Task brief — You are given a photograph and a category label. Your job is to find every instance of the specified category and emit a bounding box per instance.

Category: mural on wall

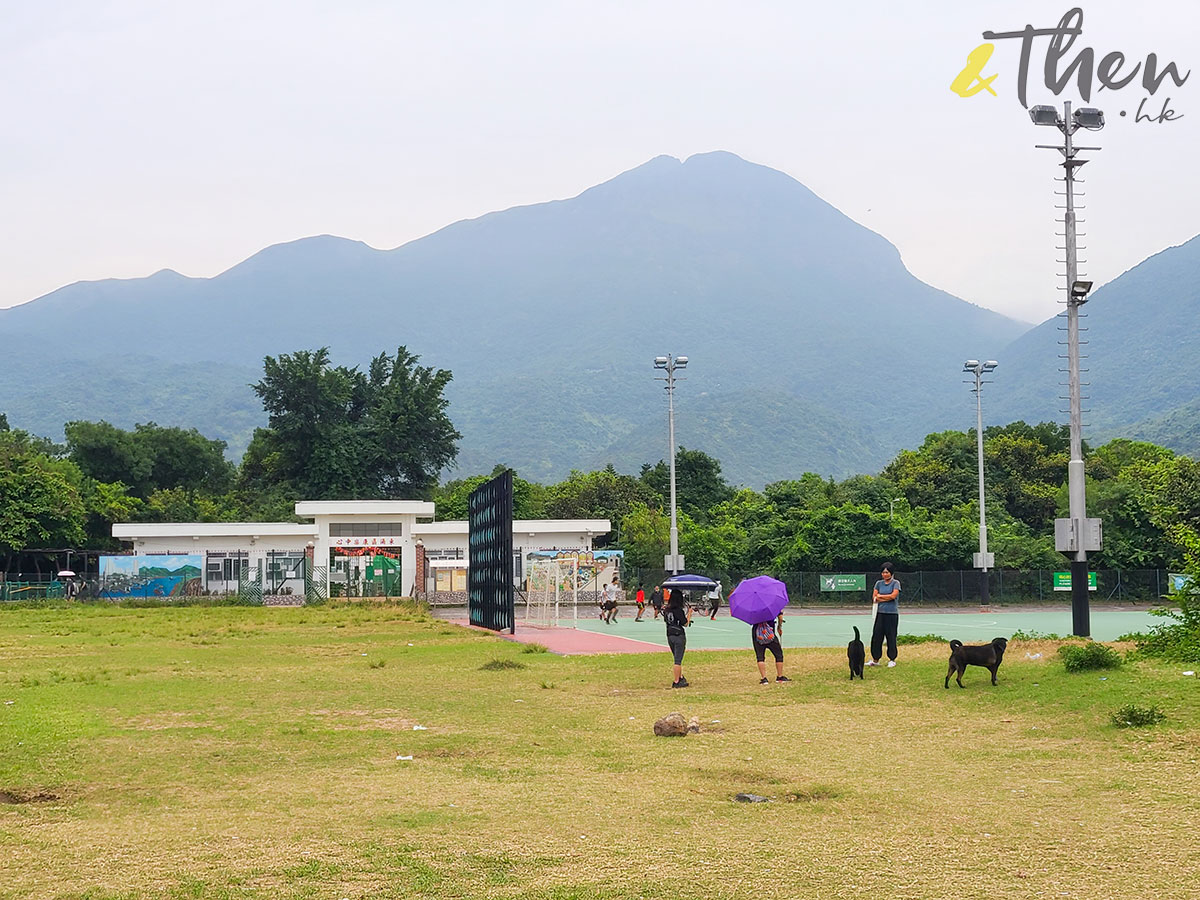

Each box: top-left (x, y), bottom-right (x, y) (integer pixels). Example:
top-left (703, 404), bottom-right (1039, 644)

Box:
top-left (100, 555), bottom-right (203, 599)
top-left (525, 549), bottom-right (623, 591)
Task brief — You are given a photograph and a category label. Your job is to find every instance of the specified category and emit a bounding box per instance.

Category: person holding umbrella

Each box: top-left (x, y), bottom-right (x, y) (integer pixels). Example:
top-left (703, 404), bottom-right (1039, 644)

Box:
top-left (728, 576), bottom-right (792, 684)
top-left (662, 589), bottom-right (692, 688)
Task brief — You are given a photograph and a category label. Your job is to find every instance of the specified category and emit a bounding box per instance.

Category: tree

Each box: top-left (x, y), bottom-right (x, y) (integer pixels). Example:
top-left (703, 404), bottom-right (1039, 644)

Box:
top-left (435, 467), bottom-right (546, 520)
top-left (543, 466), bottom-right (659, 534)
top-left (243, 347), bottom-right (460, 499)
top-left (640, 447), bottom-right (735, 519)
top-left (0, 430), bottom-right (87, 554)
top-left (64, 420), bottom-right (234, 498)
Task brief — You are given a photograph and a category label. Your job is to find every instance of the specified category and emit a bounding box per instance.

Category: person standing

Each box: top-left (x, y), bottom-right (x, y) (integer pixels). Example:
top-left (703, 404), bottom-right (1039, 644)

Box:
top-left (751, 612), bottom-right (790, 684)
top-left (867, 562), bottom-right (901, 668)
top-left (650, 584), bottom-right (664, 618)
top-left (634, 585), bottom-right (646, 621)
top-left (663, 589), bottom-right (692, 688)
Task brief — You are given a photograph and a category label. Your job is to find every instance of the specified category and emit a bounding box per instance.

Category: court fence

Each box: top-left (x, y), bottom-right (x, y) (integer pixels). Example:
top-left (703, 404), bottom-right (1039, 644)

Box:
top-left (618, 569), bottom-right (1176, 607)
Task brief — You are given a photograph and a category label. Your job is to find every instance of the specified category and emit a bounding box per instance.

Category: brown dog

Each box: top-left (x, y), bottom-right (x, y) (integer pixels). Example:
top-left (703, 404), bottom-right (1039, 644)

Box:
top-left (945, 637), bottom-right (1008, 688)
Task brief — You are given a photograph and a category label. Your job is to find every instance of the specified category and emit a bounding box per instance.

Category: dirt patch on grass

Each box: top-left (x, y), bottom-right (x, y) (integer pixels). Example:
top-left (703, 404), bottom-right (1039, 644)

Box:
top-left (126, 712), bottom-right (214, 731)
top-left (307, 708), bottom-right (433, 731)
top-left (0, 789), bottom-right (60, 804)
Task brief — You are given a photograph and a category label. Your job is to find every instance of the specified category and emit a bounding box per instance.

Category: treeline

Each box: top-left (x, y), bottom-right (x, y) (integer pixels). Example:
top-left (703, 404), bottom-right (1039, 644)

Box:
top-left (0, 347), bottom-right (459, 556)
top-left (2, 348), bottom-right (1199, 579)
top-left (438, 426), bottom-right (1200, 575)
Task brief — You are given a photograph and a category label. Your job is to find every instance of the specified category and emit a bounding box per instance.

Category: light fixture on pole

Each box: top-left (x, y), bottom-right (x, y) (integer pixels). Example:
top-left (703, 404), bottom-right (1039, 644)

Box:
top-left (1030, 100), bottom-right (1104, 637)
top-left (653, 353), bottom-right (688, 574)
top-left (963, 359), bottom-right (998, 608)
top-left (889, 498), bottom-right (903, 520)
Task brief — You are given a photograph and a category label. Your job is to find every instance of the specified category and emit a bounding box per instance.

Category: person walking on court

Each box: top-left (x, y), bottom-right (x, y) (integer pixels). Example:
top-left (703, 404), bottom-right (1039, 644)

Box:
top-left (867, 562), bottom-right (901, 668)
top-left (601, 576), bottom-right (620, 624)
top-left (650, 584), bottom-right (664, 619)
top-left (751, 612), bottom-right (790, 684)
top-left (663, 589), bottom-right (692, 688)
top-left (634, 585), bottom-right (646, 621)
top-left (706, 580), bottom-right (723, 620)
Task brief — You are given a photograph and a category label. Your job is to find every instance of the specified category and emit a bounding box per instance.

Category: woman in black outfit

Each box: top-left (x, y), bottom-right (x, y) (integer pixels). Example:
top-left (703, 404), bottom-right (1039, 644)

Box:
top-left (662, 589), bottom-right (692, 688)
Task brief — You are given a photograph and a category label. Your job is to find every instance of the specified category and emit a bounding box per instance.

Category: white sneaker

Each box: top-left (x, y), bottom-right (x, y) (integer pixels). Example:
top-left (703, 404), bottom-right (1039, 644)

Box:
top-left (865, 660), bottom-right (879, 667)
top-left (887, 660), bottom-right (897, 668)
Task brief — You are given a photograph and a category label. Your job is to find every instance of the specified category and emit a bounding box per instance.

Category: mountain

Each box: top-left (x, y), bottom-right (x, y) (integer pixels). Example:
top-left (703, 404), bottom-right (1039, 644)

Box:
top-left (991, 233), bottom-right (1200, 452)
top-left (1, 151), bottom-right (1029, 485)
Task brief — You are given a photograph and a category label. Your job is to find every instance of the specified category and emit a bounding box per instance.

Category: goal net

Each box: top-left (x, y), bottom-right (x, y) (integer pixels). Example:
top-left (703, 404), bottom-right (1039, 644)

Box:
top-left (525, 557), bottom-right (579, 628)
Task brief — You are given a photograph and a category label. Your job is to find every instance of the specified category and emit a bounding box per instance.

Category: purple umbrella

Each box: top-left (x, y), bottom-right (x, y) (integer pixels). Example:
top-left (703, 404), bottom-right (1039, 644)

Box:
top-left (728, 576), bottom-right (790, 625)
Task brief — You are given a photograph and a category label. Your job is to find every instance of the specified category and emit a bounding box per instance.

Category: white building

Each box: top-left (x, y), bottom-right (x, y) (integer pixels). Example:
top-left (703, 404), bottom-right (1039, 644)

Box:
top-left (110, 501), bottom-right (611, 602)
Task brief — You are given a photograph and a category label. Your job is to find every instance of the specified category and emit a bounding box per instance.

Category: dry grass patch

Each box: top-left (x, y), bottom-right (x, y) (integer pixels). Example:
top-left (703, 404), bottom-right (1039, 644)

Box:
top-left (1, 607), bottom-right (1198, 899)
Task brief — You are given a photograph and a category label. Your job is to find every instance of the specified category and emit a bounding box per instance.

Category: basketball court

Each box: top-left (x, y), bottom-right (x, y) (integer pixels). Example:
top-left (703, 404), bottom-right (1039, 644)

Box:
top-left (442, 605), bottom-right (1163, 654)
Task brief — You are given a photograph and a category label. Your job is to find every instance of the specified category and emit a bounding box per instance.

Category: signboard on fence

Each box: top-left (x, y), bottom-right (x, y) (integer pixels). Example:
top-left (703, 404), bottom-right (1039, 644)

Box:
top-left (1052, 571), bottom-right (1097, 592)
top-left (820, 574), bottom-right (866, 592)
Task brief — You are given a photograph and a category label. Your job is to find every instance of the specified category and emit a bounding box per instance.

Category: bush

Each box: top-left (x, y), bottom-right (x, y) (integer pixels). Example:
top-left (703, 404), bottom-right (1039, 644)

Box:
top-left (1134, 583), bottom-right (1200, 662)
top-left (1011, 629), bottom-right (1063, 641)
top-left (1110, 704), bottom-right (1166, 728)
top-left (479, 658), bottom-right (526, 671)
top-left (896, 633), bottom-right (944, 645)
top-left (1059, 641), bottom-right (1123, 672)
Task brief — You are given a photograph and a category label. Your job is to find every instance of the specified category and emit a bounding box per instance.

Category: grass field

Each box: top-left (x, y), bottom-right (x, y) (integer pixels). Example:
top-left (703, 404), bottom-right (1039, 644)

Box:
top-left (2, 604), bottom-right (1198, 900)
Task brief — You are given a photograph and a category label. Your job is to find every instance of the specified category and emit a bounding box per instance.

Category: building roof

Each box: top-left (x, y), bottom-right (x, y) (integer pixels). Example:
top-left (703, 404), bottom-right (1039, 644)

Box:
top-left (414, 519), bottom-right (611, 536)
top-left (294, 500), bottom-right (435, 517)
top-left (113, 523), bottom-right (317, 539)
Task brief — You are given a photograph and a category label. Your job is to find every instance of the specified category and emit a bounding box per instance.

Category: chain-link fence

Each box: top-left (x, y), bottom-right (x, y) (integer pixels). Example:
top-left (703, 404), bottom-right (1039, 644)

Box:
top-left (617, 568), bottom-right (1175, 606)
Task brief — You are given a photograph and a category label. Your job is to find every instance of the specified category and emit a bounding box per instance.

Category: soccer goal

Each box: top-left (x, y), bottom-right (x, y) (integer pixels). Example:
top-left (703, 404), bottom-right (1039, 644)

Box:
top-left (525, 557), bottom-right (579, 627)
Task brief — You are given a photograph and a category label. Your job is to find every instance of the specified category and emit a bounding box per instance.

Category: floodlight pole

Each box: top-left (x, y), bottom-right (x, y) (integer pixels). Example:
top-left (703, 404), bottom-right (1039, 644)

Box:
top-left (654, 354), bottom-right (687, 574)
top-left (1032, 99), bottom-right (1102, 636)
top-left (964, 361), bottom-right (997, 608)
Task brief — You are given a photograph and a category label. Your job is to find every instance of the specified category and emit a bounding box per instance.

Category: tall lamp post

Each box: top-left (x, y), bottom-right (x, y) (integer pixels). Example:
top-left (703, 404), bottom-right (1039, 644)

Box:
top-left (1030, 100), bottom-right (1104, 637)
top-left (963, 359), bottom-right (997, 608)
top-left (653, 354), bottom-right (688, 574)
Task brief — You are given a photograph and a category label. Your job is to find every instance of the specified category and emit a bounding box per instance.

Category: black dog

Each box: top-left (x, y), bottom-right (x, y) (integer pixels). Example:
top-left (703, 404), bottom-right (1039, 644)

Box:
top-left (945, 637), bottom-right (1008, 688)
top-left (848, 626), bottom-right (865, 680)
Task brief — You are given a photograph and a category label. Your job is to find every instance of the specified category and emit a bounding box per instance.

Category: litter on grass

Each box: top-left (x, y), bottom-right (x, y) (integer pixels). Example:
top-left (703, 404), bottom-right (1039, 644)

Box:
top-left (412, 725), bottom-right (427, 731)
top-left (396, 755), bottom-right (413, 761)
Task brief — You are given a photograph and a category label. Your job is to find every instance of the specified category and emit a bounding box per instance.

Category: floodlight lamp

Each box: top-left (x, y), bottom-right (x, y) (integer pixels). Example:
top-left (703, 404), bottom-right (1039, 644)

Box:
top-left (964, 359), bottom-right (980, 370)
top-left (1074, 107), bottom-right (1105, 130)
top-left (1029, 105), bottom-right (1063, 126)
top-left (654, 356), bottom-right (669, 368)
top-left (1070, 280), bottom-right (1093, 299)
top-left (675, 356), bottom-right (689, 367)
top-left (984, 360), bottom-right (998, 370)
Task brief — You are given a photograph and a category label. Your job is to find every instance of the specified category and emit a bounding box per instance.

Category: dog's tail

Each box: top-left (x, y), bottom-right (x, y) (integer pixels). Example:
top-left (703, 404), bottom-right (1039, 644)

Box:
top-left (949, 639), bottom-right (964, 651)
top-left (852, 626), bottom-right (860, 641)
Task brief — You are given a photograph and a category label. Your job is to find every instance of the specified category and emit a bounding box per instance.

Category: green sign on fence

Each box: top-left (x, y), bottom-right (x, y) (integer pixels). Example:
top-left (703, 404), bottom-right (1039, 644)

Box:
top-left (1052, 571), bottom-right (1097, 591)
top-left (820, 574), bottom-right (867, 592)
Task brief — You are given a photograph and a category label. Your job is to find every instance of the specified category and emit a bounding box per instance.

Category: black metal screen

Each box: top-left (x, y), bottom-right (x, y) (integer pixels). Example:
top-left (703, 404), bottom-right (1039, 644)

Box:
top-left (468, 470), bottom-right (515, 633)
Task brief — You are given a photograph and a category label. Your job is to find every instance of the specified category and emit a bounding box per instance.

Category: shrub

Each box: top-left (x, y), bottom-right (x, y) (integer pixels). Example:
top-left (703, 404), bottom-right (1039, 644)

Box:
top-left (1134, 581), bottom-right (1200, 662)
top-left (1011, 629), bottom-right (1062, 641)
top-left (1059, 641), bottom-right (1123, 672)
top-left (896, 633), bottom-right (944, 645)
top-left (479, 658), bottom-right (526, 671)
top-left (1110, 704), bottom-right (1166, 728)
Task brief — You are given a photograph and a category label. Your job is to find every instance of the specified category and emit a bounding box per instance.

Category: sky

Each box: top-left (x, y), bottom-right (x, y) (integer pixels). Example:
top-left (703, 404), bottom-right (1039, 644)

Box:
top-left (1, 1), bottom-right (1197, 324)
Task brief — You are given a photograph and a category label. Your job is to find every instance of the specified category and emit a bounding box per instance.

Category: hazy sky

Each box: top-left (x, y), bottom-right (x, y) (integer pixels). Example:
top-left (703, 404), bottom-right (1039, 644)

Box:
top-left (2, 1), bottom-right (1196, 323)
